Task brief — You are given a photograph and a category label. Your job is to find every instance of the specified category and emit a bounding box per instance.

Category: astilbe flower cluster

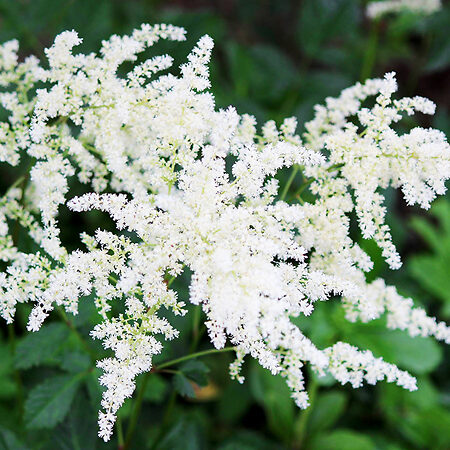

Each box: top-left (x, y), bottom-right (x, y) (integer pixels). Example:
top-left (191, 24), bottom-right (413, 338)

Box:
top-left (367, 0), bottom-right (441, 18)
top-left (0, 25), bottom-right (449, 441)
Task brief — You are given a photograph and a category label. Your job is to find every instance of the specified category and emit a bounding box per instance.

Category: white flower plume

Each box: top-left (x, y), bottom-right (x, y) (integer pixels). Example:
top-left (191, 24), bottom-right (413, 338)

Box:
top-left (0, 25), bottom-right (448, 441)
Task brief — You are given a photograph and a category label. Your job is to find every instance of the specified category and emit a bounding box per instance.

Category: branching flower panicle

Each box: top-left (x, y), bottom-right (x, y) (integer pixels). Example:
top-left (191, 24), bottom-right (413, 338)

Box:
top-left (0, 25), bottom-right (449, 441)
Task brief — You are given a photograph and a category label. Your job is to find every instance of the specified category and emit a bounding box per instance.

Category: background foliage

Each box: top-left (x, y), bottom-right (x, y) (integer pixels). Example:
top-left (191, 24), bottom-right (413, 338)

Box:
top-left (0, 0), bottom-right (449, 448)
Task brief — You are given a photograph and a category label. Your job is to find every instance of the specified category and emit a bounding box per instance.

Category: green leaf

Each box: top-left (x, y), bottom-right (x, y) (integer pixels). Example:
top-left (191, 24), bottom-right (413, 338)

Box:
top-left (249, 363), bottom-right (295, 442)
top-left (14, 323), bottom-right (69, 370)
top-left (180, 360), bottom-right (210, 387)
top-left (408, 200), bottom-right (450, 314)
top-left (24, 374), bottom-right (83, 429)
top-left (217, 382), bottom-right (252, 424)
top-left (0, 426), bottom-right (29, 450)
top-left (0, 344), bottom-right (17, 400)
top-left (388, 333), bottom-right (442, 374)
top-left (173, 373), bottom-right (195, 398)
top-left (341, 321), bottom-right (442, 374)
top-left (218, 430), bottom-right (279, 450)
top-left (297, 0), bottom-right (359, 58)
top-left (310, 429), bottom-right (375, 450)
top-left (143, 374), bottom-right (168, 404)
top-left (381, 381), bottom-right (450, 448)
top-left (409, 254), bottom-right (450, 309)
top-left (71, 297), bottom-right (98, 327)
top-left (424, 8), bottom-right (450, 73)
top-left (85, 369), bottom-right (103, 409)
top-left (294, 301), bottom-right (337, 348)
top-left (58, 351), bottom-right (91, 373)
top-left (225, 42), bottom-right (298, 106)
top-left (50, 394), bottom-right (97, 450)
top-left (225, 42), bottom-right (253, 98)
top-left (405, 408), bottom-right (450, 448)
top-left (248, 44), bottom-right (298, 102)
top-left (307, 391), bottom-right (347, 436)
top-left (381, 377), bottom-right (439, 413)
top-left (410, 217), bottom-right (444, 252)
top-left (157, 416), bottom-right (204, 450)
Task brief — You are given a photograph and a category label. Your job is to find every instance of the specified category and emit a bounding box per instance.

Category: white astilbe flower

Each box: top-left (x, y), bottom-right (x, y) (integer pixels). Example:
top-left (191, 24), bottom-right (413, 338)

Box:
top-left (367, 0), bottom-right (441, 18)
top-left (325, 342), bottom-right (417, 390)
top-left (303, 72), bottom-right (450, 269)
top-left (0, 26), bottom-right (449, 441)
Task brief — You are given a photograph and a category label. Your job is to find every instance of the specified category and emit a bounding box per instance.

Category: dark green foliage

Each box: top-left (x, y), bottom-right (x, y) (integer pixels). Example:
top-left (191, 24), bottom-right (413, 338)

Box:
top-left (156, 414), bottom-right (206, 450)
top-left (173, 373), bottom-right (196, 399)
top-left (24, 374), bottom-right (84, 429)
top-left (173, 361), bottom-right (210, 398)
top-left (408, 200), bottom-right (450, 317)
top-left (306, 391), bottom-right (347, 436)
top-left (0, 0), bottom-right (449, 448)
top-left (143, 374), bottom-right (168, 404)
top-left (179, 361), bottom-right (210, 385)
top-left (0, 425), bottom-right (29, 450)
top-left (309, 429), bottom-right (375, 450)
top-left (50, 395), bottom-right (98, 450)
top-left (249, 363), bottom-right (295, 443)
top-left (14, 323), bottom-right (69, 369)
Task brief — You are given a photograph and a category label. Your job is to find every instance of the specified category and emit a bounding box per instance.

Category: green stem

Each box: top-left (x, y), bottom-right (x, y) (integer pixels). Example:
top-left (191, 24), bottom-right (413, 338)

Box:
top-left (123, 372), bottom-right (150, 450)
top-left (162, 390), bottom-right (177, 427)
top-left (158, 369), bottom-right (180, 375)
top-left (293, 374), bottom-right (319, 449)
top-left (165, 264), bottom-right (184, 288)
top-left (167, 274), bottom-right (176, 287)
top-left (155, 346), bottom-right (236, 371)
top-left (11, 159), bottom-right (34, 247)
top-left (281, 165), bottom-right (299, 201)
top-left (6, 175), bottom-right (25, 194)
top-left (117, 415), bottom-right (125, 449)
top-left (295, 177), bottom-right (313, 198)
top-left (360, 19), bottom-right (380, 82)
top-left (189, 306), bottom-right (202, 353)
top-left (294, 163), bottom-right (343, 202)
top-left (124, 346), bottom-right (236, 448)
top-left (295, 194), bottom-right (305, 205)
